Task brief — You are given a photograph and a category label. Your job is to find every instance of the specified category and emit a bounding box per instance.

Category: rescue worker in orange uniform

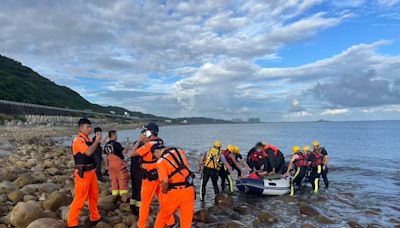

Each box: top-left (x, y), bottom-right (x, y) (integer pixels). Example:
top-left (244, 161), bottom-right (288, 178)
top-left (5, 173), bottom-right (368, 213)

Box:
top-left (283, 146), bottom-right (310, 196)
top-left (104, 130), bottom-right (130, 197)
top-left (67, 118), bottom-right (102, 228)
top-left (130, 123), bottom-right (175, 228)
top-left (153, 145), bottom-right (195, 228)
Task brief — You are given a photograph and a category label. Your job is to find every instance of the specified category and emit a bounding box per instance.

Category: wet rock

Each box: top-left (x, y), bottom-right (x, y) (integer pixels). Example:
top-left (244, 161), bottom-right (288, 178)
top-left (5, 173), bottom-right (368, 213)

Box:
top-left (59, 206), bottom-right (70, 221)
top-left (195, 222), bottom-right (208, 228)
top-left (10, 202), bottom-right (44, 228)
top-left (257, 211), bottom-right (277, 224)
top-left (98, 195), bottom-right (117, 212)
top-left (367, 223), bottom-right (380, 228)
top-left (113, 223), bottom-right (128, 228)
top-left (0, 214), bottom-right (10, 225)
top-left (96, 221), bottom-right (113, 228)
top-left (39, 183), bottom-right (60, 194)
top-left (194, 209), bottom-right (209, 223)
top-left (227, 220), bottom-right (246, 228)
top-left (390, 218), bottom-right (400, 224)
top-left (15, 173), bottom-right (36, 187)
top-left (0, 168), bottom-right (17, 181)
top-left (119, 203), bottom-right (131, 212)
top-left (348, 220), bottom-right (363, 228)
top-left (365, 210), bottom-right (380, 216)
top-left (250, 218), bottom-right (260, 228)
top-left (46, 167), bottom-right (61, 176)
top-left (21, 184), bottom-right (40, 195)
top-left (215, 192), bottom-right (233, 208)
top-left (318, 195), bottom-right (328, 201)
top-left (281, 195), bottom-right (296, 204)
top-left (0, 224), bottom-right (7, 228)
top-left (26, 218), bottom-right (64, 228)
top-left (120, 193), bottom-right (130, 203)
top-left (301, 224), bottom-right (316, 228)
top-left (42, 210), bottom-right (58, 219)
top-left (146, 216), bottom-right (154, 228)
top-left (43, 191), bottom-right (69, 211)
top-left (299, 205), bottom-right (320, 217)
top-left (122, 214), bottom-right (136, 226)
top-left (0, 181), bottom-right (18, 194)
top-left (23, 195), bottom-right (37, 202)
top-left (317, 215), bottom-right (335, 224)
top-left (8, 190), bottom-right (24, 203)
top-left (233, 205), bottom-right (251, 215)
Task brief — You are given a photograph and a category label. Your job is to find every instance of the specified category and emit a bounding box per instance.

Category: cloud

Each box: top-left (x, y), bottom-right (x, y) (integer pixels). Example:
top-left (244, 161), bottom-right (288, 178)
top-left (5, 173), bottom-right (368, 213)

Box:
top-left (310, 69), bottom-right (400, 108)
top-left (321, 108), bottom-right (350, 115)
top-left (0, 0), bottom-right (399, 120)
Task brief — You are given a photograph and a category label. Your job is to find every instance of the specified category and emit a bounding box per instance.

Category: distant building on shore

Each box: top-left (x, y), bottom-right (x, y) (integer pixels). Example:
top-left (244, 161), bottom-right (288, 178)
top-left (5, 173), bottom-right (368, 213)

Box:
top-left (248, 118), bottom-right (261, 123)
top-left (165, 119), bottom-right (172, 124)
top-left (232, 118), bottom-right (243, 123)
top-left (181, 119), bottom-right (188, 124)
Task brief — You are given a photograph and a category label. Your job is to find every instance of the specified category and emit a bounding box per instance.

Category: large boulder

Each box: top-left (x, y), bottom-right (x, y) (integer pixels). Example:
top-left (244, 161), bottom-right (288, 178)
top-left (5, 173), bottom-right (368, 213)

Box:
top-left (46, 167), bottom-right (61, 176)
top-left (215, 192), bottom-right (233, 208)
top-left (194, 209), bottom-right (209, 223)
top-left (39, 183), bottom-right (60, 194)
top-left (257, 211), bottom-right (277, 224)
top-left (15, 174), bottom-right (36, 187)
top-left (233, 205), bottom-right (251, 215)
top-left (10, 202), bottom-right (44, 228)
top-left (8, 190), bottom-right (24, 203)
top-left (95, 221), bottom-right (113, 228)
top-left (98, 195), bottom-right (117, 212)
top-left (0, 168), bottom-right (17, 181)
top-left (317, 215), bottom-right (335, 224)
top-left (0, 181), bottom-right (18, 194)
top-left (26, 218), bottom-right (64, 228)
top-left (300, 205), bottom-right (320, 217)
top-left (43, 191), bottom-right (69, 211)
top-left (227, 220), bottom-right (246, 228)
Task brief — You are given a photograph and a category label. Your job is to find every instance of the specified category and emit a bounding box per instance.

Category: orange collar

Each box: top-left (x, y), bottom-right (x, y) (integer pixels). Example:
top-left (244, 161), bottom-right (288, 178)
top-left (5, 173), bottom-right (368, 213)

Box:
top-left (78, 132), bottom-right (90, 141)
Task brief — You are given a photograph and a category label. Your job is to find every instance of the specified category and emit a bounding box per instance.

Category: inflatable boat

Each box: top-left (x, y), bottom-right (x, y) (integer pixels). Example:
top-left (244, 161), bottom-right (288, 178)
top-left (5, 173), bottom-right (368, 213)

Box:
top-left (236, 176), bottom-right (290, 196)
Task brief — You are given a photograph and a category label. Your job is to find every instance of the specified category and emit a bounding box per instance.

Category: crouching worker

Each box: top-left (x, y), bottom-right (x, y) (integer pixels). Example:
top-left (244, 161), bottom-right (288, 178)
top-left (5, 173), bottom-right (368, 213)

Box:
top-left (67, 118), bottom-right (101, 228)
top-left (104, 130), bottom-right (130, 197)
top-left (283, 146), bottom-right (309, 196)
top-left (154, 146), bottom-right (195, 228)
top-left (219, 145), bottom-right (237, 193)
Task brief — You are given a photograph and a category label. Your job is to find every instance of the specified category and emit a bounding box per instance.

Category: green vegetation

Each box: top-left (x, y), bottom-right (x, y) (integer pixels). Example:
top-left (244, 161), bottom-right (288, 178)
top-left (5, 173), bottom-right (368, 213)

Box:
top-left (0, 54), bottom-right (230, 124)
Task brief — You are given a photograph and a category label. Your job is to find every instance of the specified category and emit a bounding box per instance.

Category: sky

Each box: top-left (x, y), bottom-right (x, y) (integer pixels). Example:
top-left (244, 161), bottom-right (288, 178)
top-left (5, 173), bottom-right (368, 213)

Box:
top-left (0, 0), bottom-right (399, 121)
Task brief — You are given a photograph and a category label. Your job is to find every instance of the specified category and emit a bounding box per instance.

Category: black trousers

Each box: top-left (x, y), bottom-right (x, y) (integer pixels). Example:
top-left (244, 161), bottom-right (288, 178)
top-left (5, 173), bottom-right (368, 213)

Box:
top-left (218, 167), bottom-right (234, 193)
top-left (290, 166), bottom-right (307, 196)
top-left (200, 167), bottom-right (219, 201)
top-left (321, 166), bottom-right (329, 188)
top-left (232, 163), bottom-right (241, 177)
top-left (309, 165), bottom-right (322, 193)
top-left (130, 157), bottom-right (142, 215)
top-left (94, 153), bottom-right (103, 178)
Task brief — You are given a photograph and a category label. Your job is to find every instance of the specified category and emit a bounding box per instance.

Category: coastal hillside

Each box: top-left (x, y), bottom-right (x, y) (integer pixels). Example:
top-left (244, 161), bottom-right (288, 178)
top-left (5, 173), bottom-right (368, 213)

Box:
top-left (0, 55), bottom-right (229, 123)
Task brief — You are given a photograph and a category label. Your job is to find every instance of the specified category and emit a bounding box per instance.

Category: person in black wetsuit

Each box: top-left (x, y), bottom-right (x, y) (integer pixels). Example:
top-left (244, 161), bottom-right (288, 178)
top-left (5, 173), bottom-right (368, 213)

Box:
top-left (246, 142), bottom-right (267, 171)
top-left (264, 145), bottom-right (285, 174)
top-left (92, 127), bottom-right (105, 182)
top-left (130, 131), bottom-right (145, 216)
top-left (312, 140), bottom-right (329, 189)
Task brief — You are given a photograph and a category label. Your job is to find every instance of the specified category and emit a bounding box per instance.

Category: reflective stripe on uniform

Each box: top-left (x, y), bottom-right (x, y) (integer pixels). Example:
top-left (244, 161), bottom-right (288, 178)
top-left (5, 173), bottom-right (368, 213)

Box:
top-left (112, 190), bottom-right (120, 196)
top-left (291, 167), bottom-right (301, 196)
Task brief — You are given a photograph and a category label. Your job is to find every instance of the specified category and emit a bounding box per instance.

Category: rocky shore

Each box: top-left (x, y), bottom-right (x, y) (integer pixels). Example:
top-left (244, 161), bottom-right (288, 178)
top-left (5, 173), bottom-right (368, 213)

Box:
top-left (1, 126), bottom-right (399, 228)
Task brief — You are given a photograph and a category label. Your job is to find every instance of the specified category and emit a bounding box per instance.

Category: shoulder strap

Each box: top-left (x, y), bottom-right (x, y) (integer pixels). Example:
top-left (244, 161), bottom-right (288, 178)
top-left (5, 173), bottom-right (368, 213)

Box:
top-left (162, 148), bottom-right (188, 179)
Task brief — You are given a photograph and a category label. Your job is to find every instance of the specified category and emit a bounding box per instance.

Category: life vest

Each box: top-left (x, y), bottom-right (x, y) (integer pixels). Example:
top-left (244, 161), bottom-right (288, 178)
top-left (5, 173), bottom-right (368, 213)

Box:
top-left (263, 144), bottom-right (279, 157)
top-left (72, 136), bottom-right (96, 168)
top-left (140, 138), bottom-right (164, 181)
top-left (140, 138), bottom-right (164, 167)
top-left (221, 150), bottom-right (233, 165)
top-left (203, 148), bottom-right (221, 170)
top-left (249, 150), bottom-right (267, 163)
top-left (294, 152), bottom-right (308, 168)
top-left (160, 148), bottom-right (195, 191)
top-left (311, 151), bottom-right (323, 167)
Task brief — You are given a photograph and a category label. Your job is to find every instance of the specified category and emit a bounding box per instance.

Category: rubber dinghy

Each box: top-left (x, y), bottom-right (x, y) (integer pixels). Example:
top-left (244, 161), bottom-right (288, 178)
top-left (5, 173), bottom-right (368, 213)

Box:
top-left (236, 175), bottom-right (290, 196)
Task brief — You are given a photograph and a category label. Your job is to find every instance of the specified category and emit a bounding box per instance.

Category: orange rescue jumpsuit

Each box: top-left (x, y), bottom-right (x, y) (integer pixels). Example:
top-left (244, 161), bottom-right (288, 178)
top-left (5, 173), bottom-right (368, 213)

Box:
top-left (67, 133), bottom-right (101, 227)
top-left (154, 148), bottom-right (195, 228)
top-left (105, 141), bottom-right (129, 196)
top-left (137, 139), bottom-right (175, 228)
